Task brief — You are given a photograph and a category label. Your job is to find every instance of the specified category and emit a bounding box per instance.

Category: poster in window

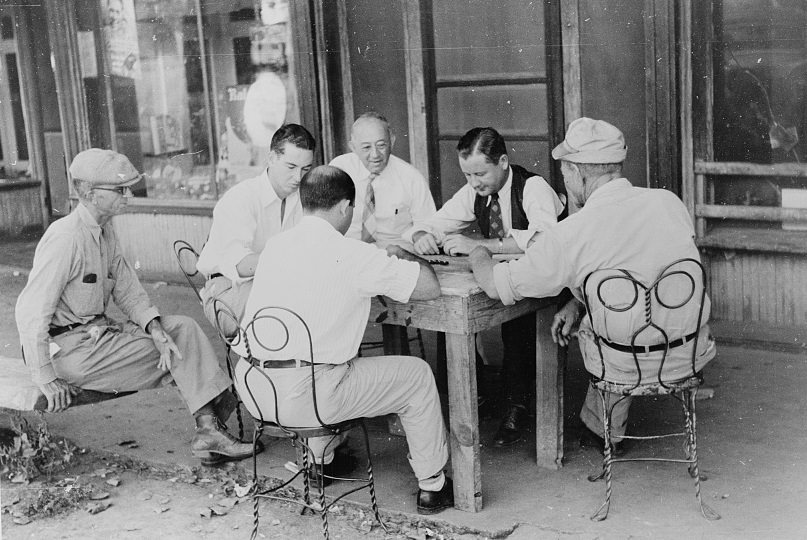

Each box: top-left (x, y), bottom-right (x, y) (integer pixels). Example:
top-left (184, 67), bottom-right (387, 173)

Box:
top-left (101, 0), bottom-right (140, 78)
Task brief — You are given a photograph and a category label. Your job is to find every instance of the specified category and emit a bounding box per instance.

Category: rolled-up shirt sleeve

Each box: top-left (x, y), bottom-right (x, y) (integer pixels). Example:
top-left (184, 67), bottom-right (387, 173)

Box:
top-left (197, 196), bottom-right (257, 283)
top-left (352, 245), bottom-right (421, 303)
top-left (509, 176), bottom-right (564, 251)
top-left (493, 231), bottom-right (571, 305)
top-left (403, 184), bottom-right (476, 244)
top-left (15, 233), bottom-right (75, 385)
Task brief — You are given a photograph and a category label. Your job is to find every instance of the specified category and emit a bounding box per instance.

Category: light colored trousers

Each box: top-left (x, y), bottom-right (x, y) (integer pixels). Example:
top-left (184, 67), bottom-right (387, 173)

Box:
top-left (234, 354), bottom-right (449, 481)
top-left (200, 276), bottom-right (252, 337)
top-left (51, 315), bottom-right (231, 414)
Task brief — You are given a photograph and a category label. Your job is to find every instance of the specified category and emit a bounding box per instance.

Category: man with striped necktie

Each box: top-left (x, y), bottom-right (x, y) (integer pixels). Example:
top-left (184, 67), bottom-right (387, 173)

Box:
top-left (404, 127), bottom-right (566, 447)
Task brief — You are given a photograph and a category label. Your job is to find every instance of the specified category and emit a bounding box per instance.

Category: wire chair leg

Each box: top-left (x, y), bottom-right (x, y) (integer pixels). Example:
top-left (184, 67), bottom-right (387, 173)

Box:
top-left (687, 390), bottom-right (721, 520)
top-left (250, 424), bottom-right (264, 540)
top-left (359, 422), bottom-right (387, 532)
top-left (590, 387), bottom-right (614, 521)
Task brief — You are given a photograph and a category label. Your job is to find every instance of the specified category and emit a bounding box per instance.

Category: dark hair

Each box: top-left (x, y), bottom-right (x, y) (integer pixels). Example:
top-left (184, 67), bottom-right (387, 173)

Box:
top-left (456, 127), bottom-right (507, 163)
top-left (270, 123), bottom-right (316, 155)
top-left (300, 165), bottom-right (356, 210)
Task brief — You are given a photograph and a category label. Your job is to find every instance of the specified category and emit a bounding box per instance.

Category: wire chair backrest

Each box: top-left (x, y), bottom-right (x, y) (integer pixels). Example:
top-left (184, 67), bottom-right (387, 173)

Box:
top-left (581, 258), bottom-right (708, 391)
top-left (241, 306), bottom-right (334, 431)
top-left (172, 239), bottom-right (204, 303)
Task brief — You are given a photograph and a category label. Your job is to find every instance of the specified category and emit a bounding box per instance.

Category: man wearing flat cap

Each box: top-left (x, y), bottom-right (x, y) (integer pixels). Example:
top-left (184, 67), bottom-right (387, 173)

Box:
top-left (470, 118), bottom-right (716, 455)
top-left (16, 148), bottom-right (259, 466)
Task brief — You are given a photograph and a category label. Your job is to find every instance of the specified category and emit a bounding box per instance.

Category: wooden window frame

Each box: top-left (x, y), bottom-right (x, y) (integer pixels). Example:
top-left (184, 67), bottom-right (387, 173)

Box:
top-left (683, 0), bottom-right (807, 253)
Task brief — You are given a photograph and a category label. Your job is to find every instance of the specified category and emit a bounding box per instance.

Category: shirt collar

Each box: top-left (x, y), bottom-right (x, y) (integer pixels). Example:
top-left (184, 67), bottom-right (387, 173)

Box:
top-left (76, 202), bottom-right (103, 242)
top-left (489, 167), bottom-right (513, 204)
top-left (583, 178), bottom-right (632, 209)
top-left (257, 168), bottom-right (282, 208)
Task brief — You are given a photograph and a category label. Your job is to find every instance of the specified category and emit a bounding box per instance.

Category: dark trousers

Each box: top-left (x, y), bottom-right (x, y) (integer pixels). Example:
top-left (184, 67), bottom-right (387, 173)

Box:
top-left (500, 312), bottom-right (536, 406)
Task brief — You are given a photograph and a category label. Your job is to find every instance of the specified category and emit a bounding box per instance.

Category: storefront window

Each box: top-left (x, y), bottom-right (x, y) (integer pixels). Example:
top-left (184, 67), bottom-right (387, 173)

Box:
top-left (77, 0), bottom-right (299, 200)
top-left (712, 0), bottom-right (807, 208)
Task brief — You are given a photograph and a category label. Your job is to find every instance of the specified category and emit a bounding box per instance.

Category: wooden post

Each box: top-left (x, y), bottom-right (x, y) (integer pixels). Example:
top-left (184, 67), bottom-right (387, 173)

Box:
top-left (402, 0), bottom-right (430, 179)
top-left (559, 1), bottom-right (581, 125)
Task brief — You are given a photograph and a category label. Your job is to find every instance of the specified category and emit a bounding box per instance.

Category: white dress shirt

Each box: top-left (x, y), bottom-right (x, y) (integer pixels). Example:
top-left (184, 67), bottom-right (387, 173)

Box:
top-left (492, 178), bottom-right (715, 382)
top-left (197, 170), bottom-right (302, 283)
top-left (402, 167), bottom-right (563, 250)
top-left (239, 216), bottom-right (420, 364)
top-left (329, 153), bottom-right (436, 247)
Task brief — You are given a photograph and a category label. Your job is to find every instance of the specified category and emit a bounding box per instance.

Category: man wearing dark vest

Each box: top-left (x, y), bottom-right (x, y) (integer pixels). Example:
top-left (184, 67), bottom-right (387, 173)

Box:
top-left (404, 127), bottom-right (565, 446)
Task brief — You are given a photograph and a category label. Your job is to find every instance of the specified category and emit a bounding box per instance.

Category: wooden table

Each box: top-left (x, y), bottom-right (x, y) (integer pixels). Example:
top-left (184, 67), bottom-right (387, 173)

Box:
top-left (369, 256), bottom-right (566, 512)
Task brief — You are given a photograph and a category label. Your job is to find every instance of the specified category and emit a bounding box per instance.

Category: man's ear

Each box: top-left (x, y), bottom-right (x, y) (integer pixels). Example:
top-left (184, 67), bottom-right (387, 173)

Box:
top-left (339, 198), bottom-right (352, 215)
top-left (389, 132), bottom-right (396, 150)
top-left (348, 139), bottom-right (357, 154)
top-left (498, 153), bottom-right (509, 170)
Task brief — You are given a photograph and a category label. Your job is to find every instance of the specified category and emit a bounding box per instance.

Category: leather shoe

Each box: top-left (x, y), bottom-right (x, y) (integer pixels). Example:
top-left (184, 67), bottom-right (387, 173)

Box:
top-left (579, 426), bottom-right (627, 457)
top-left (417, 477), bottom-right (454, 515)
top-left (307, 449), bottom-right (358, 487)
top-left (191, 414), bottom-right (263, 466)
top-left (492, 404), bottom-right (527, 447)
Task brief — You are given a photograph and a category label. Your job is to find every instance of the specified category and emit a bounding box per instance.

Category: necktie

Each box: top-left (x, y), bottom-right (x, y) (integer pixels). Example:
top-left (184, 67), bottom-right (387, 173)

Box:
top-left (488, 193), bottom-right (505, 239)
top-left (280, 197), bottom-right (286, 226)
top-left (361, 174), bottom-right (378, 242)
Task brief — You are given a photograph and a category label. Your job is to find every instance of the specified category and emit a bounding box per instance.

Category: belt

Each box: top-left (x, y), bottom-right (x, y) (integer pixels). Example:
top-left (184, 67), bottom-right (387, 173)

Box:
top-left (209, 273), bottom-right (224, 279)
top-left (599, 330), bottom-right (699, 355)
top-left (248, 357), bottom-right (314, 369)
top-left (48, 315), bottom-right (105, 338)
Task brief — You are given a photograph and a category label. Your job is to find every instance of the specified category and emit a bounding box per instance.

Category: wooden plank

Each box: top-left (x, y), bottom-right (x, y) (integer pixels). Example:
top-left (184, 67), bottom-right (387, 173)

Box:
top-left (402, 0), bottom-right (430, 179)
top-left (445, 331), bottom-right (481, 512)
top-left (123, 198), bottom-right (216, 216)
top-left (435, 72), bottom-right (546, 87)
top-left (44, 0), bottom-right (90, 176)
top-left (288, 0), bottom-right (321, 162)
top-left (560, 0), bottom-right (582, 125)
top-left (534, 305), bottom-right (564, 470)
top-left (698, 227), bottom-right (807, 255)
top-left (336, 0), bottom-right (354, 143)
top-left (695, 161), bottom-right (807, 178)
top-left (313, 1), bottom-right (335, 161)
top-left (697, 204), bottom-right (807, 222)
top-left (679, 0), bottom-right (695, 224)
top-left (690, 0), bottom-right (714, 164)
top-left (710, 319), bottom-right (807, 352)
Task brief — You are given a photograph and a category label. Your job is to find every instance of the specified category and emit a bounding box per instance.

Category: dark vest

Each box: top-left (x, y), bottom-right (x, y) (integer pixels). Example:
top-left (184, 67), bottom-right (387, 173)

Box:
top-left (474, 164), bottom-right (533, 238)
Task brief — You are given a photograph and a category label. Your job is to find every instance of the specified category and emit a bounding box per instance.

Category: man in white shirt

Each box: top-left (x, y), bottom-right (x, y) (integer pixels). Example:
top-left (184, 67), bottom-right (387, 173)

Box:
top-left (196, 124), bottom-right (315, 334)
top-left (234, 165), bottom-right (454, 514)
top-left (470, 118), bottom-right (716, 455)
top-left (329, 112), bottom-right (436, 248)
top-left (404, 127), bottom-right (566, 447)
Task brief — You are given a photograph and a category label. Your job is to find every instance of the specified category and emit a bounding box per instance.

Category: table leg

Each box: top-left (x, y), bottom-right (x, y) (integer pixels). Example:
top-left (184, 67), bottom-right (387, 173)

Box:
top-left (445, 332), bottom-right (482, 512)
top-left (535, 304), bottom-right (566, 469)
top-left (381, 324), bottom-right (411, 356)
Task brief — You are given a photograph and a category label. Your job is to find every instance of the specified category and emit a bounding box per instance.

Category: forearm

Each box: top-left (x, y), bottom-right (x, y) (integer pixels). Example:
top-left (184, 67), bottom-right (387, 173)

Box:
top-left (469, 247), bottom-right (500, 299)
top-left (235, 253), bottom-right (260, 278)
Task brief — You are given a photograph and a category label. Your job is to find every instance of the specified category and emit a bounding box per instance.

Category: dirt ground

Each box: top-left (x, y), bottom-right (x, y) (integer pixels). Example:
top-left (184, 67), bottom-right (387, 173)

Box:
top-left (1, 442), bottom-right (483, 540)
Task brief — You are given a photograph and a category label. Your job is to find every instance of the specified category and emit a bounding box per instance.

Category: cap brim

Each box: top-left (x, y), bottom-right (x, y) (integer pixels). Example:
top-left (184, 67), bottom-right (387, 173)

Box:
top-left (551, 140), bottom-right (576, 160)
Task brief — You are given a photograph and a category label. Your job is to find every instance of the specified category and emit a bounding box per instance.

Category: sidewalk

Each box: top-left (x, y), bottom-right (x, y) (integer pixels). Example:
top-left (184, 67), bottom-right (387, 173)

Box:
top-left (2, 241), bottom-right (806, 538)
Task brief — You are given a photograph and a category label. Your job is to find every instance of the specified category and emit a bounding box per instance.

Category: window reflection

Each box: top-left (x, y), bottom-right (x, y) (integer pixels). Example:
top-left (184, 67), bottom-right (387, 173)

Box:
top-left (80, 0), bottom-right (298, 201)
top-left (712, 0), bottom-right (807, 209)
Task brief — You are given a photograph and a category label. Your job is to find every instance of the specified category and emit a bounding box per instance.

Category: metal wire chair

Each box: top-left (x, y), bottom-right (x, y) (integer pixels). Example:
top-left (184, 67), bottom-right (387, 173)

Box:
top-left (581, 257), bottom-right (720, 522)
top-left (172, 239), bottom-right (244, 440)
top-left (238, 306), bottom-right (386, 540)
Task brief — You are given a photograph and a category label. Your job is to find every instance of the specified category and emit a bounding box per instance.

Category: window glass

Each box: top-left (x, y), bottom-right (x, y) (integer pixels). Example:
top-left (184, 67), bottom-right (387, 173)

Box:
top-left (81, 0), bottom-right (298, 200)
top-left (712, 0), bottom-right (807, 207)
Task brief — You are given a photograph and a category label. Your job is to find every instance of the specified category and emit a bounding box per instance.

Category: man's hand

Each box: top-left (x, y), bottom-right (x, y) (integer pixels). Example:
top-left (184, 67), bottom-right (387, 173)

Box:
top-left (39, 378), bottom-right (79, 412)
top-left (148, 319), bottom-right (183, 371)
top-left (469, 246), bottom-right (500, 299)
top-left (442, 235), bottom-right (478, 256)
top-left (412, 231), bottom-right (440, 255)
top-left (551, 298), bottom-right (584, 347)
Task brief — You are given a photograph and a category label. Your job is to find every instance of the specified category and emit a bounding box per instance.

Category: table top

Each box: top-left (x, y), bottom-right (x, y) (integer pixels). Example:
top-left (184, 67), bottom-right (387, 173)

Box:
top-left (424, 254), bottom-right (520, 296)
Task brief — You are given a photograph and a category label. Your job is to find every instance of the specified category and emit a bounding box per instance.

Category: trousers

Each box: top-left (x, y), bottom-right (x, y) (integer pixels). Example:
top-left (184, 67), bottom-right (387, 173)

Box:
top-left (200, 276), bottom-right (253, 337)
top-left (51, 315), bottom-right (231, 414)
top-left (234, 354), bottom-right (449, 481)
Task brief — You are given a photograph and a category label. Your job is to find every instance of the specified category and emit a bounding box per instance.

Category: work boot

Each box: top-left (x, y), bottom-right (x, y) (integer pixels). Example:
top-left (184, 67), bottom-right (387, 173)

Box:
top-left (307, 448), bottom-right (358, 487)
top-left (212, 390), bottom-right (239, 425)
top-left (191, 414), bottom-right (260, 466)
top-left (417, 477), bottom-right (454, 515)
top-left (492, 403), bottom-right (528, 447)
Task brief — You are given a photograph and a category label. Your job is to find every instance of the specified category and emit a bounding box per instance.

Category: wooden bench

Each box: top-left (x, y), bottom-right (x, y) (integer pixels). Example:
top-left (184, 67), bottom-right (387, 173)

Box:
top-left (0, 356), bottom-right (135, 413)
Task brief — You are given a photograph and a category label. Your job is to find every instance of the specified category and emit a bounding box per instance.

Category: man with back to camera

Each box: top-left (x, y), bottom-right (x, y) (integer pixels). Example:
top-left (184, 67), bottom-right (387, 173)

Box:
top-left (469, 118), bottom-right (716, 454)
top-left (234, 165), bottom-right (455, 514)
top-left (15, 148), bottom-right (259, 466)
top-left (196, 124), bottom-right (315, 334)
top-left (329, 111), bottom-right (436, 248)
top-left (403, 126), bottom-right (566, 447)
